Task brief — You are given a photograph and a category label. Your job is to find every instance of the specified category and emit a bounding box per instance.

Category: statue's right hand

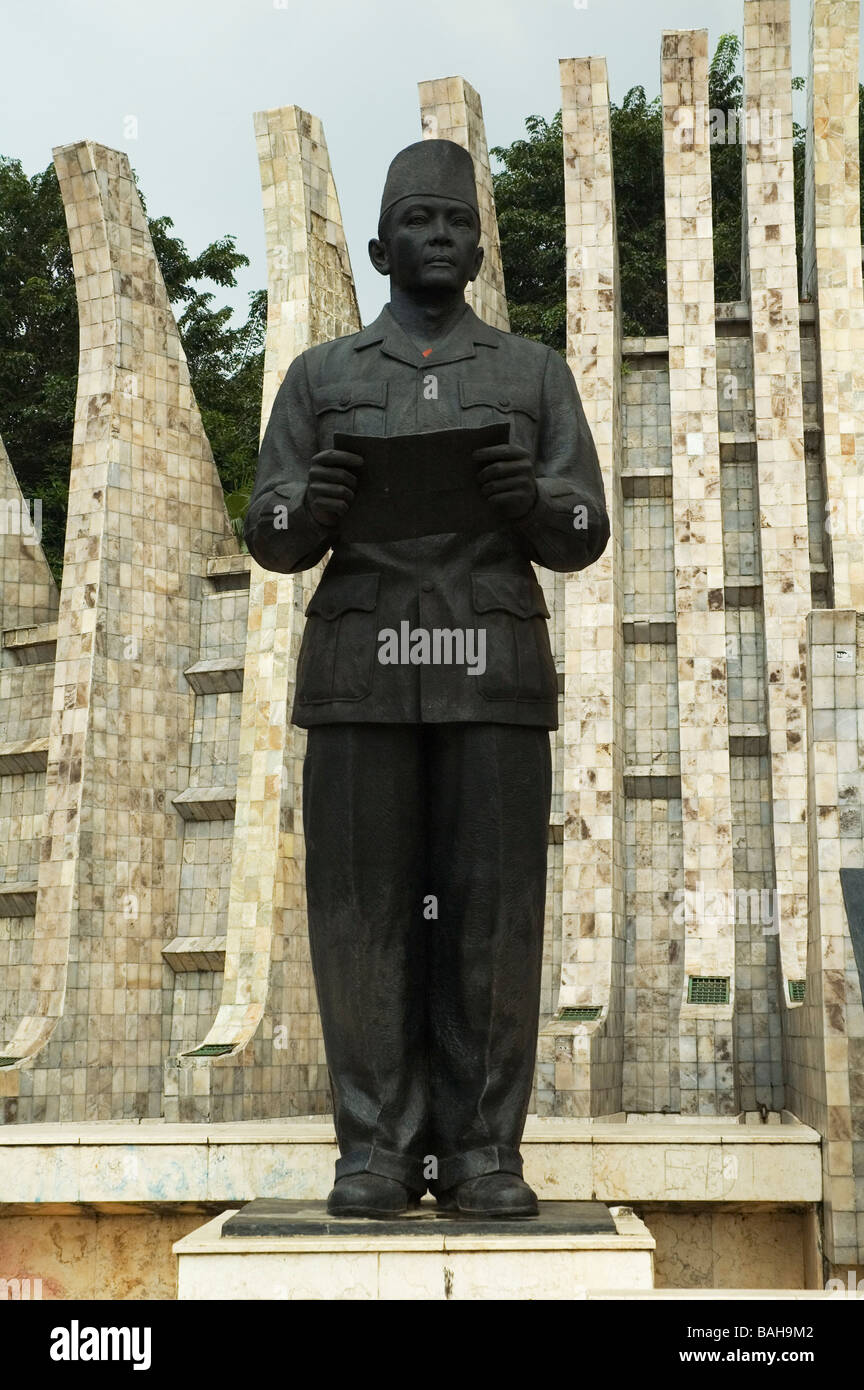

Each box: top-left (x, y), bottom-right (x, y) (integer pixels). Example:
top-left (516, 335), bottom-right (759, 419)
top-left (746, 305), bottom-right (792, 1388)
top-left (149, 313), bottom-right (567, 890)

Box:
top-left (306, 448), bottom-right (364, 527)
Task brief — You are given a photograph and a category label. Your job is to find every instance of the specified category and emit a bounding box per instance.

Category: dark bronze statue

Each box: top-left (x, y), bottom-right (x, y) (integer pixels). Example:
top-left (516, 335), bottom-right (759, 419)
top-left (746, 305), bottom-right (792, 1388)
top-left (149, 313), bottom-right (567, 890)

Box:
top-left (245, 139), bottom-right (609, 1218)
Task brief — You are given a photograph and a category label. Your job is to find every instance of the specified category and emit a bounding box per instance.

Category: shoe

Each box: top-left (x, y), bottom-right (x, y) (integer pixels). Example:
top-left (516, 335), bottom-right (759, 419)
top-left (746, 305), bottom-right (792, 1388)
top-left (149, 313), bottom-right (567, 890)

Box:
top-left (435, 1172), bottom-right (539, 1218)
top-left (326, 1172), bottom-right (421, 1218)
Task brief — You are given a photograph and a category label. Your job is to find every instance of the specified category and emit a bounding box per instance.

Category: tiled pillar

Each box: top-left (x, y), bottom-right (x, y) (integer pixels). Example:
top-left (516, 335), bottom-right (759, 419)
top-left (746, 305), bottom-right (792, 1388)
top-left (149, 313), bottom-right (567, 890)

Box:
top-left (537, 57), bottom-right (624, 1115)
top-left (795, 0), bottom-right (864, 1272)
top-left (0, 142), bottom-right (236, 1119)
top-left (800, 611), bottom-right (864, 1269)
top-left (741, 1), bottom-right (811, 1027)
top-left (177, 108), bottom-right (360, 1118)
top-left (0, 439), bottom-right (58, 1084)
top-left (662, 31), bottom-right (737, 1114)
top-left (418, 76), bottom-right (509, 331)
top-left (802, 0), bottom-right (864, 613)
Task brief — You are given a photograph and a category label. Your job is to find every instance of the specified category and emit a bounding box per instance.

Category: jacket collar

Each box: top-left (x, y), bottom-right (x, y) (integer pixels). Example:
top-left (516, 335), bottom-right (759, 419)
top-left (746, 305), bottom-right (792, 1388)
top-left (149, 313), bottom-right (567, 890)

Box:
top-left (352, 301), bottom-right (500, 367)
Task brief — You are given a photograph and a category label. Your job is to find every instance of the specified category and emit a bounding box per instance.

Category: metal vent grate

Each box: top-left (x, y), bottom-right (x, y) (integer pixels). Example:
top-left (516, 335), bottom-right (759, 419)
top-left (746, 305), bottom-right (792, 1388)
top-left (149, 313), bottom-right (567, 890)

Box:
top-left (558, 1006), bottom-right (602, 1022)
top-left (788, 979), bottom-right (806, 1003)
top-left (183, 1044), bottom-right (234, 1058)
top-left (0, 1058), bottom-right (17, 1068)
top-left (687, 976), bottom-right (730, 1005)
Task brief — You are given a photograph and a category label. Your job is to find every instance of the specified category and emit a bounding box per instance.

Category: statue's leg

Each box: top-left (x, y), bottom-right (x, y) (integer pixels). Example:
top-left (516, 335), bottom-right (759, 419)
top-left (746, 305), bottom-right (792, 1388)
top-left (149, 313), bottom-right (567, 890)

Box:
top-left (424, 722), bottom-right (551, 1192)
top-left (303, 722), bottom-right (429, 1193)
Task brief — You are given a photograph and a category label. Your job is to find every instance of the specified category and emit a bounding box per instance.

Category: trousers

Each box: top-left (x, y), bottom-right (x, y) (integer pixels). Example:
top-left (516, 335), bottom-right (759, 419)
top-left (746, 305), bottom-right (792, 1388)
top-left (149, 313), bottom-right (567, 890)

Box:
top-left (302, 721), bottom-right (551, 1192)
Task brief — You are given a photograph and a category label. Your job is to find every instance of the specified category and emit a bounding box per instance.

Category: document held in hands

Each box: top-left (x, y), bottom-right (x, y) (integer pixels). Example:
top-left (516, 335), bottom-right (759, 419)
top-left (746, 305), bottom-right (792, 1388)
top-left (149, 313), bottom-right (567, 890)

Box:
top-left (332, 422), bottom-right (510, 542)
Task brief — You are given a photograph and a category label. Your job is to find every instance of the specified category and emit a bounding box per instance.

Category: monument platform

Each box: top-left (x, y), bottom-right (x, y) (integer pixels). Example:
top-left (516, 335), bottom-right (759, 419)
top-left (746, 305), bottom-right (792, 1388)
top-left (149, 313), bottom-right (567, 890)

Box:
top-left (174, 1200), bottom-right (654, 1300)
top-left (0, 1115), bottom-right (825, 1296)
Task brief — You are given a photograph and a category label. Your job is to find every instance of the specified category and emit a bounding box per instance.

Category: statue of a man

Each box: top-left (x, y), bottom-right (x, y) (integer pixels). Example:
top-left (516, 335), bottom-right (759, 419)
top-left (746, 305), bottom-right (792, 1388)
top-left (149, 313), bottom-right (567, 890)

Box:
top-left (245, 139), bottom-right (609, 1218)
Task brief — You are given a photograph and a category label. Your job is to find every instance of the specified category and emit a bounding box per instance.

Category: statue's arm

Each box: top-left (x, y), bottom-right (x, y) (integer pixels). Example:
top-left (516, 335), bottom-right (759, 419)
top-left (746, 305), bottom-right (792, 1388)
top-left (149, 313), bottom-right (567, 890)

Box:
top-left (243, 353), bottom-right (336, 573)
top-left (509, 346), bottom-right (610, 573)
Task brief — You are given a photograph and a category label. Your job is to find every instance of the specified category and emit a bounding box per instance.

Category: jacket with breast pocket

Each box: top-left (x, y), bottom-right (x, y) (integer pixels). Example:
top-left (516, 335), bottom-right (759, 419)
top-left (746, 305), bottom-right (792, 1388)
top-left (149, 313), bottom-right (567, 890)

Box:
top-left (244, 302), bottom-right (610, 730)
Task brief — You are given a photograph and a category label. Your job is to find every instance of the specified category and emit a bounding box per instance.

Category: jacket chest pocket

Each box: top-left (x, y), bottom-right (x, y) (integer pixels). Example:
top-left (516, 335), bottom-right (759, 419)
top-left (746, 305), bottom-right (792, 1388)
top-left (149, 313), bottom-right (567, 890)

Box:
top-left (470, 573), bottom-right (557, 704)
top-left (458, 379), bottom-right (539, 439)
top-left (312, 382), bottom-right (388, 443)
top-left (296, 573), bottom-right (380, 704)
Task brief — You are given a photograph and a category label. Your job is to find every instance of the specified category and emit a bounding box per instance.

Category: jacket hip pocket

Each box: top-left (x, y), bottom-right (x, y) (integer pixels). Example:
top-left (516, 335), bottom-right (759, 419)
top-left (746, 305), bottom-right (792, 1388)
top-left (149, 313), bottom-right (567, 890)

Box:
top-left (470, 572), bottom-right (557, 703)
top-left (296, 573), bottom-right (380, 703)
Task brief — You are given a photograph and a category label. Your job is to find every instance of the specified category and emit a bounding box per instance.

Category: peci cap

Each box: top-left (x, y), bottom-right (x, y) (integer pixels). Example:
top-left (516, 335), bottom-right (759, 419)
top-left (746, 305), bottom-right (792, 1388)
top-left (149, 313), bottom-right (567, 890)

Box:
top-left (378, 139), bottom-right (479, 234)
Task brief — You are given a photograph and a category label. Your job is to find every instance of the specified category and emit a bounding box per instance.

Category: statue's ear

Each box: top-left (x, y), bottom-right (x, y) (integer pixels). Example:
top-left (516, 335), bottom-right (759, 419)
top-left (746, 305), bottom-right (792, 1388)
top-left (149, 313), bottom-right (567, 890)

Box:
top-left (468, 243), bottom-right (485, 284)
top-left (368, 237), bottom-right (390, 277)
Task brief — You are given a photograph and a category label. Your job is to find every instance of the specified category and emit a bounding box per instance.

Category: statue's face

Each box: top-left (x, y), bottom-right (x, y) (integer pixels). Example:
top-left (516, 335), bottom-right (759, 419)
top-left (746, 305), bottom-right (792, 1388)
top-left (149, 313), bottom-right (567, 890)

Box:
top-left (369, 195), bottom-right (484, 295)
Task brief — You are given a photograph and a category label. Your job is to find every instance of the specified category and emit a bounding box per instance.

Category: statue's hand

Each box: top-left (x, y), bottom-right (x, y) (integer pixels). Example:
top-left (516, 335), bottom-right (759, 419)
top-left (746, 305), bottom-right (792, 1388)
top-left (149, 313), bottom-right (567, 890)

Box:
top-left (474, 443), bottom-right (538, 521)
top-left (306, 448), bottom-right (364, 528)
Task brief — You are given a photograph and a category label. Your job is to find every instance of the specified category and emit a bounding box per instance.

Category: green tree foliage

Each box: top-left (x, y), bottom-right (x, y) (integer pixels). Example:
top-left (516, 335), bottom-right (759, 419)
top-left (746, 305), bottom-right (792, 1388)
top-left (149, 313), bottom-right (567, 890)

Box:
top-left (607, 83), bottom-right (665, 338)
top-left (492, 33), bottom-right (816, 344)
top-left (707, 32), bottom-right (744, 307)
top-left (489, 112), bottom-right (567, 350)
top-left (0, 158), bottom-right (77, 577)
top-left (0, 155), bottom-right (263, 579)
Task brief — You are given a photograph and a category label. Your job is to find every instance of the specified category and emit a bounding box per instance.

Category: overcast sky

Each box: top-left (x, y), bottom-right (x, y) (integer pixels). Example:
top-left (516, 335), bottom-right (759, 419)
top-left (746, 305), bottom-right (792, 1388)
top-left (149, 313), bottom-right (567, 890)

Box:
top-left (3, 0), bottom-right (859, 325)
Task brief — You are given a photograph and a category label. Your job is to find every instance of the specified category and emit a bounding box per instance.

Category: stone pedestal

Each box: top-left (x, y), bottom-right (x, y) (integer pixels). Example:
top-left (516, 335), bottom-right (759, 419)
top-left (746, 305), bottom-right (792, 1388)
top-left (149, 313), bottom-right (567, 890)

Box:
top-left (174, 1200), bottom-right (654, 1300)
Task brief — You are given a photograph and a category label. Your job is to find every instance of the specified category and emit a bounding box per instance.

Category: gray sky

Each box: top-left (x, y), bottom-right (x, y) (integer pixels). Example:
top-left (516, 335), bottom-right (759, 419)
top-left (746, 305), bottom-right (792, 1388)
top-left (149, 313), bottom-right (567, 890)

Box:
top-left (2, 0), bottom-right (856, 325)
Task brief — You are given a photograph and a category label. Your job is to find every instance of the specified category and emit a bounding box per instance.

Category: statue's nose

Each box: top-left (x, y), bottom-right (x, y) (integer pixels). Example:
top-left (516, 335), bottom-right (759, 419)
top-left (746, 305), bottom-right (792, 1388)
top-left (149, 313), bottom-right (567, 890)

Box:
top-left (428, 219), bottom-right (452, 243)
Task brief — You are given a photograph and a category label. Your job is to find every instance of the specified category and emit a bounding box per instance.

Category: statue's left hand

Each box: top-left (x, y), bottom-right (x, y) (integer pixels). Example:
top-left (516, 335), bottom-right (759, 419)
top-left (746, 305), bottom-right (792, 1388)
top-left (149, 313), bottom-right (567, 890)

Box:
top-left (474, 443), bottom-right (538, 521)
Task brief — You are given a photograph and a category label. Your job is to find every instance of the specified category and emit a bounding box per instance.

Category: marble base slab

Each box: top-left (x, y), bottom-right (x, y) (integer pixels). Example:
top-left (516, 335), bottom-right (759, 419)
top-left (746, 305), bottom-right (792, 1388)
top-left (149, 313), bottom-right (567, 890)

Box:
top-left (222, 1196), bottom-right (618, 1239)
top-left (175, 1202), bottom-right (654, 1300)
top-left (0, 1114), bottom-right (821, 1206)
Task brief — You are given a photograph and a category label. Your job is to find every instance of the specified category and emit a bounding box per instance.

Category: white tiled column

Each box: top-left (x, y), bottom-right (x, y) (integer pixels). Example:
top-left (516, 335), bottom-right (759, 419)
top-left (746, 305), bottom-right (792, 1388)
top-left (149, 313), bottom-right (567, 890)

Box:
top-left (181, 109), bottom-right (360, 1113)
top-left (741, 0), bottom-right (811, 1007)
top-left (419, 76), bottom-right (509, 332)
top-left (0, 142), bottom-right (235, 1119)
top-left (662, 31), bottom-right (737, 1115)
top-left (538, 57), bottom-right (624, 1115)
top-left (802, 0), bottom-right (864, 612)
top-left (796, 0), bottom-right (864, 1271)
top-left (0, 437), bottom-right (59, 1094)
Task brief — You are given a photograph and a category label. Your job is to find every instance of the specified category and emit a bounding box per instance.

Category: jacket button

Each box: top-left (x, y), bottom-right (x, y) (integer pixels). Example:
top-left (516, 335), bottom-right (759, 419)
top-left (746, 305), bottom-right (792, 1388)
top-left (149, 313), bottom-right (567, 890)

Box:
top-left (498, 395), bottom-right (510, 407)
top-left (339, 393), bottom-right (351, 406)
top-left (421, 581), bottom-right (434, 593)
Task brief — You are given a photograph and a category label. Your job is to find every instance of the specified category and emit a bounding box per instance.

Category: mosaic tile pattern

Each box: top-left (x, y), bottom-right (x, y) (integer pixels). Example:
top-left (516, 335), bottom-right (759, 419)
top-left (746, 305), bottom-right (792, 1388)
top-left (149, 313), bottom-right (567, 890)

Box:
top-left (540, 58), bottom-right (625, 1117)
top-left (619, 356), bottom-right (684, 1114)
top-left (802, 0), bottom-right (864, 613)
top-left (0, 141), bottom-right (236, 1122)
top-left (163, 583), bottom-right (246, 1069)
top-left (662, 30), bottom-right (736, 1115)
top-left (623, 796), bottom-right (684, 1114)
top-left (742, 0), bottom-right (811, 1016)
top-left (622, 486), bottom-right (676, 625)
top-left (799, 321), bottom-right (831, 606)
top-left (172, 106), bottom-right (359, 1120)
top-left (624, 633), bottom-right (679, 770)
top-left (794, 611), bottom-right (864, 1266)
top-left (730, 743), bottom-right (785, 1113)
top-left (0, 436), bottom-right (59, 1049)
top-left (623, 365), bottom-right (672, 472)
